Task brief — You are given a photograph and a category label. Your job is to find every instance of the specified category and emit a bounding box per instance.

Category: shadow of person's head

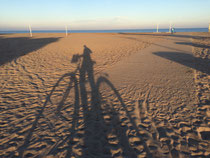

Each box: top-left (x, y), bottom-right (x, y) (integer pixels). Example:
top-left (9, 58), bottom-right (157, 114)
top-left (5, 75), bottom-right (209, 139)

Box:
top-left (84, 45), bottom-right (92, 54)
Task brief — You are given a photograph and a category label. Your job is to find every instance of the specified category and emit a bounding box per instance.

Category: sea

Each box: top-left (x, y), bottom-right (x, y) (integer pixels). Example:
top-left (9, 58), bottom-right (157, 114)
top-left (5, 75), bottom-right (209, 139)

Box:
top-left (0, 28), bottom-right (208, 34)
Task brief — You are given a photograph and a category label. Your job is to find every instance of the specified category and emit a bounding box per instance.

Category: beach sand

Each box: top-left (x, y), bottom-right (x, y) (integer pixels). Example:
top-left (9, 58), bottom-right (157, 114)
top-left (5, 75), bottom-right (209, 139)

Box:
top-left (0, 32), bottom-right (209, 157)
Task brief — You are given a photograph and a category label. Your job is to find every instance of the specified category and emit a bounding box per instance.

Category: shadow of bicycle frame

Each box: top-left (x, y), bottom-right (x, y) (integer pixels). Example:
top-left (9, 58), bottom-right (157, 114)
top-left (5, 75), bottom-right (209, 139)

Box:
top-left (17, 45), bottom-right (154, 158)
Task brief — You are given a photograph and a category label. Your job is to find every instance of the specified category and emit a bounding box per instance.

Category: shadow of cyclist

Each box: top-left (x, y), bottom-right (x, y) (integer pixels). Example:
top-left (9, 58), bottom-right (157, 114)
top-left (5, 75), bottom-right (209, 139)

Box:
top-left (76, 45), bottom-right (109, 157)
top-left (16, 45), bottom-right (152, 158)
top-left (72, 45), bottom-right (138, 157)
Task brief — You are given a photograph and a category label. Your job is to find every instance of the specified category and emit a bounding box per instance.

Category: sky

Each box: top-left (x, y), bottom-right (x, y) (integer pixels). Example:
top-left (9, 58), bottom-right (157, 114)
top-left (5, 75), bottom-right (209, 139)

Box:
top-left (0, 0), bottom-right (210, 30)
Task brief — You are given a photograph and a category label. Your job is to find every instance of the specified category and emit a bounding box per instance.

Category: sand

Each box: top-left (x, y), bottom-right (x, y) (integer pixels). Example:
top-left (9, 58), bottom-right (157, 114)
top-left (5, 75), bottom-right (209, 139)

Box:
top-left (0, 32), bottom-right (209, 157)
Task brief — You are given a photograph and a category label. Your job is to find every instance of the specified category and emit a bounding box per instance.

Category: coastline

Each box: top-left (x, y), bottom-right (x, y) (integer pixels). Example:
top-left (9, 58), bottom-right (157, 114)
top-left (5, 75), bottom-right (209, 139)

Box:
top-left (0, 27), bottom-right (208, 34)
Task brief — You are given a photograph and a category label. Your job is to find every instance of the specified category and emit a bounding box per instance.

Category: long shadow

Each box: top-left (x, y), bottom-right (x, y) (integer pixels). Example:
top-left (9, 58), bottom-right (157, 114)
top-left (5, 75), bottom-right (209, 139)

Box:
top-left (176, 41), bottom-right (210, 49)
top-left (0, 36), bottom-right (60, 66)
top-left (153, 51), bottom-right (210, 75)
top-left (76, 46), bottom-right (138, 157)
top-left (16, 46), bottom-right (153, 157)
top-left (119, 32), bottom-right (210, 40)
top-left (119, 36), bottom-right (190, 53)
top-left (0, 34), bottom-right (13, 35)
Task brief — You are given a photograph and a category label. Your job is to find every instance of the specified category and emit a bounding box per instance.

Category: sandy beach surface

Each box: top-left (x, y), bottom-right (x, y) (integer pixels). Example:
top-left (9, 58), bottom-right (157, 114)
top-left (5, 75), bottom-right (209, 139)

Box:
top-left (0, 32), bottom-right (209, 157)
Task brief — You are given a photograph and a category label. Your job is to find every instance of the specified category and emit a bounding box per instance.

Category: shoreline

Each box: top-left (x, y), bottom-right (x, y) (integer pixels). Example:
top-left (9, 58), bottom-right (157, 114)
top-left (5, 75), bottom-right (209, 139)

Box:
top-left (0, 27), bottom-right (208, 34)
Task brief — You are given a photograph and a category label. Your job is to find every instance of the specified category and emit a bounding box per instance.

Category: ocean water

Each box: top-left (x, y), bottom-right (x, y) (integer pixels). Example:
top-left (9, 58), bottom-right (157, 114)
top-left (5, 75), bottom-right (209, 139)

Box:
top-left (0, 28), bottom-right (208, 34)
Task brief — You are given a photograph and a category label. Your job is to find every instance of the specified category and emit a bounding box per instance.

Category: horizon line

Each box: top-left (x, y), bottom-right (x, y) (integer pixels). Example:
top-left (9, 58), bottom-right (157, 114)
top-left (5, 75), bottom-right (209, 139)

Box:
top-left (0, 27), bottom-right (208, 31)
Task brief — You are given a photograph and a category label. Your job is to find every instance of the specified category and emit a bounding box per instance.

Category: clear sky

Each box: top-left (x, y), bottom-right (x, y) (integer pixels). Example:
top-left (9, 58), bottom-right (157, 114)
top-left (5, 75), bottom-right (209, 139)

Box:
top-left (0, 0), bottom-right (210, 30)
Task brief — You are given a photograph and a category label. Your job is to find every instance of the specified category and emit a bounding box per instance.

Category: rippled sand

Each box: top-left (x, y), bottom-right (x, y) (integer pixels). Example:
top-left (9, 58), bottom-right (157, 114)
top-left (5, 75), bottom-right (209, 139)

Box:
top-left (0, 33), bottom-right (209, 157)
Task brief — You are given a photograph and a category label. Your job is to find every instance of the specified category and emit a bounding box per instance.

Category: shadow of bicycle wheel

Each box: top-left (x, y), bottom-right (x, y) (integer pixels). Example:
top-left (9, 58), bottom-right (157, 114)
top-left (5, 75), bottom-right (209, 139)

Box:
top-left (16, 46), bottom-right (157, 158)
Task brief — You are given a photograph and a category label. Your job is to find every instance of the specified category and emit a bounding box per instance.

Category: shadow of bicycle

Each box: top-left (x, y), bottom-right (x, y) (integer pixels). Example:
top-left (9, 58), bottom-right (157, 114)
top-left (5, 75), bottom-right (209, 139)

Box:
top-left (17, 46), bottom-right (158, 158)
